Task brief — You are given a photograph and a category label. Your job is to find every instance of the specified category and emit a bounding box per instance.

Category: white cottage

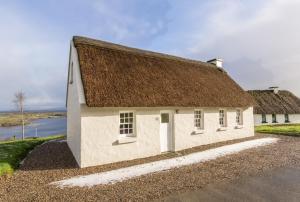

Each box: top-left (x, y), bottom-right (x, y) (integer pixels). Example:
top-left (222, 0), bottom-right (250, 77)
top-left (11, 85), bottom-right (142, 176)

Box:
top-left (66, 36), bottom-right (255, 168)
top-left (248, 87), bottom-right (300, 126)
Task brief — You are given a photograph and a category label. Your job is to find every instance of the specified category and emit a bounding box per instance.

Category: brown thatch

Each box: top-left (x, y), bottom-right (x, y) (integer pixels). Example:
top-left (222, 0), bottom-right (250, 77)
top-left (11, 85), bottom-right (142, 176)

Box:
top-left (73, 36), bottom-right (254, 108)
top-left (248, 90), bottom-right (300, 114)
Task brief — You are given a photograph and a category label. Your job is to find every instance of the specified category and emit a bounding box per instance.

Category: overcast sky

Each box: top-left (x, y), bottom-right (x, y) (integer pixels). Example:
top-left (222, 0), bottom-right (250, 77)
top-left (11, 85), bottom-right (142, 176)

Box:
top-left (0, 0), bottom-right (299, 111)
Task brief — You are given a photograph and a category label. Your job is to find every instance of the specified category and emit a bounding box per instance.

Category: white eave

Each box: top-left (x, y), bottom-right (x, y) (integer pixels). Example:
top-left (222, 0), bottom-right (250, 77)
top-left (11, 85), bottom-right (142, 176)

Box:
top-left (66, 40), bottom-right (86, 107)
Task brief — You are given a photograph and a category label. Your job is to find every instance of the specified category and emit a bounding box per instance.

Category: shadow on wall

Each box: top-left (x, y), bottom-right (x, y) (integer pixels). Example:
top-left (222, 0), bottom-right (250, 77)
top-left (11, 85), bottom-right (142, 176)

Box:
top-left (19, 141), bottom-right (79, 171)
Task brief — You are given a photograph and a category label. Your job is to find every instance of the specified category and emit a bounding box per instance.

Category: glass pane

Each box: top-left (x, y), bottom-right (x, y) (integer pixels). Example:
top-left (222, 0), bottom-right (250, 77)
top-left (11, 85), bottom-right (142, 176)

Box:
top-left (129, 124), bottom-right (133, 129)
top-left (161, 113), bottom-right (169, 123)
top-left (120, 129), bottom-right (124, 134)
top-left (129, 113), bottom-right (133, 117)
top-left (272, 114), bottom-right (276, 122)
top-left (129, 129), bottom-right (133, 134)
top-left (120, 113), bottom-right (124, 118)
top-left (120, 119), bottom-right (124, 123)
top-left (262, 114), bottom-right (266, 122)
top-left (125, 129), bottom-right (129, 134)
top-left (219, 118), bottom-right (224, 125)
top-left (195, 120), bottom-right (201, 127)
top-left (129, 118), bottom-right (133, 123)
top-left (125, 113), bottom-right (128, 117)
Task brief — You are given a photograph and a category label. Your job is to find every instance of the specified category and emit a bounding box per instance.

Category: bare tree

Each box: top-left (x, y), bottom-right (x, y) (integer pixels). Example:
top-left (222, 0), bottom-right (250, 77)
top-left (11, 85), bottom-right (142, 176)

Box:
top-left (13, 91), bottom-right (26, 140)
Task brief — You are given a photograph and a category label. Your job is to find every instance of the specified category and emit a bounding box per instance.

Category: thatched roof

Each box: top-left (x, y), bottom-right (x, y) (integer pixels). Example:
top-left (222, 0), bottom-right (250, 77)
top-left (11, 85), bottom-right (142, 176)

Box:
top-left (248, 90), bottom-right (300, 114)
top-left (73, 36), bottom-right (254, 108)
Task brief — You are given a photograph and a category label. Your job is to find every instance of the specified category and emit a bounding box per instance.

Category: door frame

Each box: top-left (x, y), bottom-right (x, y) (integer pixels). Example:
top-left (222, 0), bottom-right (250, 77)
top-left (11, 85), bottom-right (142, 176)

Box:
top-left (159, 110), bottom-right (174, 152)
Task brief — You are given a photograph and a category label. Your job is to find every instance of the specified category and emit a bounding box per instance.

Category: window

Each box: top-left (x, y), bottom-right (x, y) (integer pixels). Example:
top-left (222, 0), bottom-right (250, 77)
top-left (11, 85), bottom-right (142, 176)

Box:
top-left (262, 114), bottom-right (267, 123)
top-left (236, 109), bottom-right (243, 125)
top-left (69, 62), bottom-right (74, 84)
top-left (285, 114), bottom-right (289, 123)
top-left (161, 113), bottom-right (169, 123)
top-left (272, 114), bottom-right (277, 123)
top-left (119, 112), bottom-right (134, 136)
top-left (219, 109), bottom-right (226, 127)
top-left (194, 110), bottom-right (203, 129)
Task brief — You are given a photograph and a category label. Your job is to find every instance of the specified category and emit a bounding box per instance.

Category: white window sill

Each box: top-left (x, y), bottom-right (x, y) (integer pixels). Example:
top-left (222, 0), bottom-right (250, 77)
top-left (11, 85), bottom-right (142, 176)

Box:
top-left (235, 125), bottom-right (244, 129)
top-left (118, 136), bottom-right (137, 144)
top-left (192, 129), bottom-right (205, 135)
top-left (217, 127), bottom-right (227, 131)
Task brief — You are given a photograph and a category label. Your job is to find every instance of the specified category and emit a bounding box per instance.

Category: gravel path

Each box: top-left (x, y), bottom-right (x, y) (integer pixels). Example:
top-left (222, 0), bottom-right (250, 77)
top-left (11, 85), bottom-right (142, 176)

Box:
top-left (52, 138), bottom-right (278, 187)
top-left (0, 134), bottom-right (299, 201)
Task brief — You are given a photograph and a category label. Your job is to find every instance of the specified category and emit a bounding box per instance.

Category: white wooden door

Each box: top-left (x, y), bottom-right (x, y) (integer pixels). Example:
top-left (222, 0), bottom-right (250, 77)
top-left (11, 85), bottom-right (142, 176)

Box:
top-left (160, 111), bottom-right (172, 152)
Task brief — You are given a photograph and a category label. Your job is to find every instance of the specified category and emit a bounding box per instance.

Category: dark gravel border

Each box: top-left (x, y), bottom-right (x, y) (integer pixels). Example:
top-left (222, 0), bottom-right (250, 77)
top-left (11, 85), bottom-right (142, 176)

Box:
top-left (0, 134), bottom-right (299, 201)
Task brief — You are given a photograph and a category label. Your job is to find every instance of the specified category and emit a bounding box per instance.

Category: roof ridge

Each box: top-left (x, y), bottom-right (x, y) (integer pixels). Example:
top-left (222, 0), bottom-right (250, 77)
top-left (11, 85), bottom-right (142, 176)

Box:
top-left (73, 36), bottom-right (221, 69)
top-left (248, 89), bottom-right (289, 92)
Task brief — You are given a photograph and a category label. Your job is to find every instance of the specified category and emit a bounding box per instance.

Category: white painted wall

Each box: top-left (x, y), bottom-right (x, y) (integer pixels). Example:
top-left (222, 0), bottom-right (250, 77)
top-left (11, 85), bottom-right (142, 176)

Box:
top-left (254, 114), bottom-right (264, 126)
top-left (254, 114), bottom-right (300, 126)
top-left (80, 107), bottom-right (161, 167)
top-left (78, 106), bottom-right (254, 168)
top-left (289, 114), bottom-right (300, 123)
top-left (174, 107), bottom-right (254, 151)
top-left (67, 42), bottom-right (84, 166)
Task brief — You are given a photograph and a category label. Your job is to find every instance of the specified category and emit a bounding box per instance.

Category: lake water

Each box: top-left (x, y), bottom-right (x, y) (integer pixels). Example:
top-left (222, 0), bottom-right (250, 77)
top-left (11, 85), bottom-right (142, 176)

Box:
top-left (0, 117), bottom-right (66, 140)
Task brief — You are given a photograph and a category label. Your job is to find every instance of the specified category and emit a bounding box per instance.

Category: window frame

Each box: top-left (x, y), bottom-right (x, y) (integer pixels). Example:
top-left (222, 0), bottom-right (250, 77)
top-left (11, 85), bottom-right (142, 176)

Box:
top-left (219, 109), bottom-right (227, 128)
top-left (272, 114), bottom-right (277, 123)
top-left (119, 111), bottom-right (135, 137)
top-left (194, 109), bottom-right (204, 130)
top-left (262, 114), bottom-right (267, 123)
top-left (69, 62), bottom-right (74, 84)
top-left (236, 109), bottom-right (243, 126)
top-left (284, 114), bottom-right (290, 123)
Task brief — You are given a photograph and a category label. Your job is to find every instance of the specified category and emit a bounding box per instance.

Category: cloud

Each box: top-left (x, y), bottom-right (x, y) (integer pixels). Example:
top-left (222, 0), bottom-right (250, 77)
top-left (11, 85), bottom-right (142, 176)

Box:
top-left (154, 0), bottom-right (300, 96)
top-left (0, 0), bottom-right (172, 111)
top-left (0, 4), bottom-right (68, 110)
top-left (206, 0), bottom-right (300, 96)
top-left (1, 0), bottom-right (300, 110)
top-left (89, 0), bottom-right (171, 46)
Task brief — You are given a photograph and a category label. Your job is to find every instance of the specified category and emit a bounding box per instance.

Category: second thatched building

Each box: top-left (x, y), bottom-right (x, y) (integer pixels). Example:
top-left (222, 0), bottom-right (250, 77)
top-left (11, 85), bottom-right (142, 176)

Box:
top-left (248, 87), bottom-right (300, 126)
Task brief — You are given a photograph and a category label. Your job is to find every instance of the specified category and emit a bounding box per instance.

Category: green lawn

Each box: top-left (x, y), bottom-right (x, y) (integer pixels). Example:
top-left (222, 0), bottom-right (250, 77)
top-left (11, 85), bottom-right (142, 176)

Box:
top-left (0, 135), bottom-right (65, 176)
top-left (255, 124), bottom-right (300, 136)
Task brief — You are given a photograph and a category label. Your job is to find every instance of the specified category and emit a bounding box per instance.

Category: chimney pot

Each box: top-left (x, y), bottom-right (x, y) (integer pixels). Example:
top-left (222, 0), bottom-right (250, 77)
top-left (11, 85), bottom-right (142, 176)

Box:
top-left (269, 86), bottom-right (279, 94)
top-left (207, 58), bottom-right (223, 68)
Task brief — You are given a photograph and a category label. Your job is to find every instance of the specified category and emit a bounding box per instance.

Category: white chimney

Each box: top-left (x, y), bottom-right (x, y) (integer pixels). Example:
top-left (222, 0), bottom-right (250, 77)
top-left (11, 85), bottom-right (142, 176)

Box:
top-left (269, 86), bottom-right (279, 94)
top-left (207, 58), bottom-right (223, 68)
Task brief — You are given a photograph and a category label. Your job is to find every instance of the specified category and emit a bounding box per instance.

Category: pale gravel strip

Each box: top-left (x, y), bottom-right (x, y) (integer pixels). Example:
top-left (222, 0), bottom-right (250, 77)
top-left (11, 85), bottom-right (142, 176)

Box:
top-left (51, 137), bottom-right (279, 188)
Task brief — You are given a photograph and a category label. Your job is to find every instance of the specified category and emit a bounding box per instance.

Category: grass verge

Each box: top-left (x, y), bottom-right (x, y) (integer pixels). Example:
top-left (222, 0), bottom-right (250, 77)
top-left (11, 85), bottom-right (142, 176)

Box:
top-left (255, 124), bottom-right (300, 136)
top-left (0, 135), bottom-right (65, 176)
